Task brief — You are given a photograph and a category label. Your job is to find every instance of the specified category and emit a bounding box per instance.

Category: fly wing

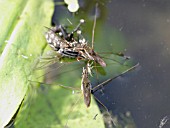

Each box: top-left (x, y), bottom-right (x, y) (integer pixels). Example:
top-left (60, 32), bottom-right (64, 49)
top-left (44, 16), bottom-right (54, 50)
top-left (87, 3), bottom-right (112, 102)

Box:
top-left (32, 49), bottom-right (87, 89)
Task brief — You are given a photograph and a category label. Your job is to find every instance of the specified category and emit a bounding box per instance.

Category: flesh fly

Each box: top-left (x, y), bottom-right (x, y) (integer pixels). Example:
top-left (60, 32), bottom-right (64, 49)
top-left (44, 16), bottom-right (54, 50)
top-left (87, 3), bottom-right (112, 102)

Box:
top-left (45, 19), bottom-right (106, 67)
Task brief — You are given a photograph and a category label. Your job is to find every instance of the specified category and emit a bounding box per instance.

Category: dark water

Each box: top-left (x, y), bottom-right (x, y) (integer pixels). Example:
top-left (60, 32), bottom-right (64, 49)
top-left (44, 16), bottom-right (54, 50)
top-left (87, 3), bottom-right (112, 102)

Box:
top-left (52, 1), bottom-right (170, 128)
top-left (94, 1), bottom-right (170, 128)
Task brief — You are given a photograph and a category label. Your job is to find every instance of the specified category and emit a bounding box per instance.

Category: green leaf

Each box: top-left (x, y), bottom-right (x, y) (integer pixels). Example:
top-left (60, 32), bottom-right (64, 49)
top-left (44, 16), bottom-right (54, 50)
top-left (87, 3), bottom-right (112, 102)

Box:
top-left (0, 0), bottom-right (27, 54)
top-left (0, 0), bottom-right (53, 127)
top-left (0, 0), bottom-right (105, 127)
top-left (15, 85), bottom-right (105, 128)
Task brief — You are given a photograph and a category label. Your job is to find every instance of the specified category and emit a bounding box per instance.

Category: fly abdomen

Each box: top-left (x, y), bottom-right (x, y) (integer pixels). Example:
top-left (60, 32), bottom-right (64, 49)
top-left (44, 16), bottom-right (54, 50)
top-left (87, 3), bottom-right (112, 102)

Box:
top-left (45, 29), bottom-right (68, 51)
top-left (58, 48), bottom-right (79, 58)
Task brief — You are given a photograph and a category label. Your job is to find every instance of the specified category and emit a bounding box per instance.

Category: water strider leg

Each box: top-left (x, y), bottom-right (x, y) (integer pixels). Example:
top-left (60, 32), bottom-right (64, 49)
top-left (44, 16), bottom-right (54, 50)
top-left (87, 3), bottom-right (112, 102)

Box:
top-left (29, 80), bottom-right (80, 91)
top-left (92, 63), bottom-right (139, 93)
top-left (93, 95), bottom-right (116, 126)
top-left (89, 63), bottom-right (139, 127)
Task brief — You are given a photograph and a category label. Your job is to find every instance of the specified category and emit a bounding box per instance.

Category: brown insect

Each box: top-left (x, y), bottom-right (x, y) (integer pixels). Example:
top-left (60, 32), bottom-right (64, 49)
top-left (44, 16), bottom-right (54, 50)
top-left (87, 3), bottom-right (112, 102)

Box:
top-left (64, 63), bottom-right (139, 128)
top-left (45, 18), bottom-right (106, 67)
top-left (81, 63), bottom-right (139, 108)
top-left (81, 65), bottom-right (92, 107)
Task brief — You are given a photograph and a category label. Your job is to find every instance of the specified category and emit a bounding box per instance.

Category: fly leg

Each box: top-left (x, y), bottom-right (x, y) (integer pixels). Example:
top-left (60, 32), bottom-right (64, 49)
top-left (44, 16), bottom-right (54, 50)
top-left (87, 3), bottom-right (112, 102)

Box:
top-left (51, 25), bottom-right (68, 40)
top-left (67, 19), bottom-right (85, 42)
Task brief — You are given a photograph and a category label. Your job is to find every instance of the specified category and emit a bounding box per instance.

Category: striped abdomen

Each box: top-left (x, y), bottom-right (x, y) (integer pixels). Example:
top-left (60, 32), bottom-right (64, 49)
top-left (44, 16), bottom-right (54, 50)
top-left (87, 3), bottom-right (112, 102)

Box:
top-left (45, 28), bottom-right (80, 58)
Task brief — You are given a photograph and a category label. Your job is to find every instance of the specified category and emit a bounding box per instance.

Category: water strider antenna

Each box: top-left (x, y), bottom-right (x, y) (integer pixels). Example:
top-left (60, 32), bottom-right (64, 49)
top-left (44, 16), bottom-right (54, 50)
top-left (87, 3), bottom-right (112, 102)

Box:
top-left (92, 3), bottom-right (98, 49)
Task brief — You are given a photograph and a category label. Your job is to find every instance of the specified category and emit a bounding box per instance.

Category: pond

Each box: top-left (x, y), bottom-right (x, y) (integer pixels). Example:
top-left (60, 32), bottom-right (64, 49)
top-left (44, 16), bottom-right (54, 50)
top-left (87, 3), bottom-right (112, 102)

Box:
top-left (52, 0), bottom-right (170, 128)
top-left (89, 1), bottom-right (170, 128)
top-left (20, 1), bottom-right (170, 128)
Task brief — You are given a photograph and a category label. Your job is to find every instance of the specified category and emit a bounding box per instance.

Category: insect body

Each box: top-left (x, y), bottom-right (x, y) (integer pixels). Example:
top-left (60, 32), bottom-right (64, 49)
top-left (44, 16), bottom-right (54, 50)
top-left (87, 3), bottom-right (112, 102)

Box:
top-left (81, 65), bottom-right (92, 107)
top-left (45, 19), bottom-right (106, 67)
top-left (81, 63), bottom-right (139, 108)
top-left (45, 26), bottom-right (79, 58)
